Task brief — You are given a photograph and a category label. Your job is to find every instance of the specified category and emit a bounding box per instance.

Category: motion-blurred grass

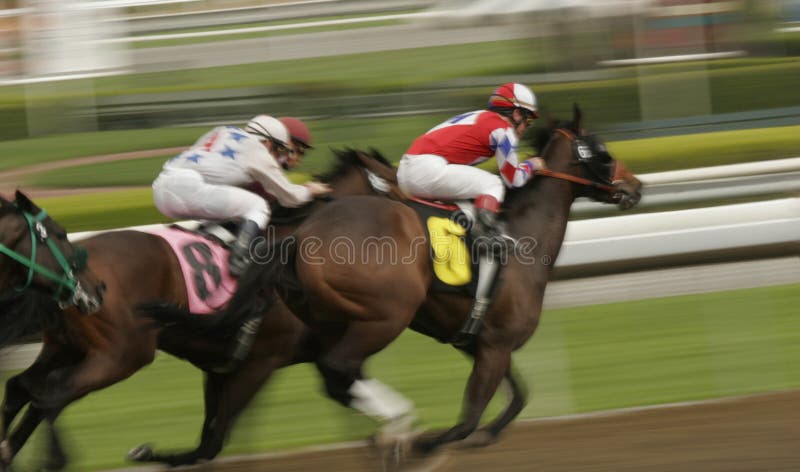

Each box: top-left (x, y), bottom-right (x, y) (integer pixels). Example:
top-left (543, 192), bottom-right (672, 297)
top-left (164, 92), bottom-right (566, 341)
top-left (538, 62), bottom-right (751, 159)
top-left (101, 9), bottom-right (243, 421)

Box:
top-left (17, 122), bottom-right (800, 188)
top-left (4, 283), bottom-right (798, 471)
top-left (14, 123), bottom-right (798, 232)
top-left (0, 128), bottom-right (204, 172)
top-left (1, 43), bottom-right (798, 106)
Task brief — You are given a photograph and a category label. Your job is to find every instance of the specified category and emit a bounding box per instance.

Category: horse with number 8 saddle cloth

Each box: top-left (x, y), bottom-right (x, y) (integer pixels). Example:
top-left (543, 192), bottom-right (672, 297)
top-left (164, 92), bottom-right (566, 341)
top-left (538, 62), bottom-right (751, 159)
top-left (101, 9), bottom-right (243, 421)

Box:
top-left (143, 225), bottom-right (239, 315)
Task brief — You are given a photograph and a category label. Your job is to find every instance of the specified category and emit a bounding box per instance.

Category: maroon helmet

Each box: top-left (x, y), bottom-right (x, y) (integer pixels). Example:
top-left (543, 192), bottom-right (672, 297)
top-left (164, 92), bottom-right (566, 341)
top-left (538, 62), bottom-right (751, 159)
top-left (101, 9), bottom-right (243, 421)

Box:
top-left (279, 117), bottom-right (313, 149)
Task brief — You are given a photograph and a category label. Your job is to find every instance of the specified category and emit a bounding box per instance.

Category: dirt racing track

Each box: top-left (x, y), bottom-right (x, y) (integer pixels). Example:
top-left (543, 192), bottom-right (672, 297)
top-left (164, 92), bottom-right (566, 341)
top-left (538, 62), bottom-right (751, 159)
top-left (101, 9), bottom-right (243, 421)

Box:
top-left (117, 389), bottom-right (799, 472)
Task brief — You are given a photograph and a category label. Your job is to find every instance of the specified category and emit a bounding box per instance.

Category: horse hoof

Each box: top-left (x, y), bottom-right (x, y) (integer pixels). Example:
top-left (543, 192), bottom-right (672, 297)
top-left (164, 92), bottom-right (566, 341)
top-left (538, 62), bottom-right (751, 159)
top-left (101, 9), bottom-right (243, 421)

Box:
top-left (411, 436), bottom-right (439, 456)
top-left (126, 444), bottom-right (153, 462)
top-left (460, 430), bottom-right (496, 448)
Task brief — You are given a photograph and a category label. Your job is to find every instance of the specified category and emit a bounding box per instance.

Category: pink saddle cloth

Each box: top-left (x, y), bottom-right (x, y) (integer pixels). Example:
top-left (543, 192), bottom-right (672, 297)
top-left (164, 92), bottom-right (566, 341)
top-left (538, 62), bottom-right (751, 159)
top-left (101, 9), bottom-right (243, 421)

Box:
top-left (145, 227), bottom-right (238, 314)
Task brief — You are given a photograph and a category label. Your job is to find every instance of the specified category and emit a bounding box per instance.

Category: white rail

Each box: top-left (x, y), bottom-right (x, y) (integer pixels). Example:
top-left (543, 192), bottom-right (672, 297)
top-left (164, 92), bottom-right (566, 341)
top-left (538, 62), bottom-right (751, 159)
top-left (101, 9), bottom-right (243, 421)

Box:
top-left (638, 157), bottom-right (800, 185)
top-left (101, 10), bottom-right (448, 44)
top-left (67, 199), bottom-right (800, 274)
top-left (572, 157), bottom-right (800, 215)
top-left (559, 198), bottom-right (800, 273)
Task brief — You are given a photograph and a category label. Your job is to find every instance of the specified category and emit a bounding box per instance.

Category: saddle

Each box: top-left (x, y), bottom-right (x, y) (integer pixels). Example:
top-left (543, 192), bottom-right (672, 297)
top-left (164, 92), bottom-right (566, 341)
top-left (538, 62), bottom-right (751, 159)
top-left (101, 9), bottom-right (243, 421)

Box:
top-left (404, 199), bottom-right (481, 298)
top-left (405, 197), bottom-right (511, 346)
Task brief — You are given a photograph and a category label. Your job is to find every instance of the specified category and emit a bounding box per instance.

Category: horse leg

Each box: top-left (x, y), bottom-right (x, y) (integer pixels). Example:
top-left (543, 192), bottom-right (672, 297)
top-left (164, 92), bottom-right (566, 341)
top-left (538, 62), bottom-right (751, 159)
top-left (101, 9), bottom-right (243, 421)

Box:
top-left (465, 363), bottom-right (528, 447)
top-left (0, 375), bottom-right (33, 465)
top-left (3, 403), bottom-right (69, 472)
top-left (414, 345), bottom-right (512, 454)
top-left (6, 350), bottom-right (148, 471)
top-left (318, 319), bottom-right (415, 429)
top-left (1, 344), bottom-right (66, 468)
top-left (128, 359), bottom-right (281, 467)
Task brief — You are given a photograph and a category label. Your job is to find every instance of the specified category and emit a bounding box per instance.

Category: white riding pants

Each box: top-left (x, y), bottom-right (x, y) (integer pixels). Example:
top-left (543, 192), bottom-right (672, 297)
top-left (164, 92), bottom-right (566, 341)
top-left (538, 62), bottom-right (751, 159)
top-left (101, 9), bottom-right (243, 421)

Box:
top-left (152, 168), bottom-right (270, 228)
top-left (397, 154), bottom-right (505, 202)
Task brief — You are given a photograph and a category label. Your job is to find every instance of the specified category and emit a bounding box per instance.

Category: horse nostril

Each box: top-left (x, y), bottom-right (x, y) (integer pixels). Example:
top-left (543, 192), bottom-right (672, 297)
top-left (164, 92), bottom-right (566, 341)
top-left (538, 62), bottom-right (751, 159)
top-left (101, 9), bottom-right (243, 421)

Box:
top-left (99, 282), bottom-right (107, 294)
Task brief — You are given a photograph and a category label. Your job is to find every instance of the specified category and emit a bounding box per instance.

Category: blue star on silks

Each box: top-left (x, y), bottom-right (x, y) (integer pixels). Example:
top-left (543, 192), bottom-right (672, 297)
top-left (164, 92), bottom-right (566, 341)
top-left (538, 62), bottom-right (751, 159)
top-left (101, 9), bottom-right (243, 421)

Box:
top-left (185, 153), bottom-right (202, 163)
top-left (496, 135), bottom-right (514, 157)
top-left (228, 131), bottom-right (247, 142)
top-left (220, 146), bottom-right (237, 159)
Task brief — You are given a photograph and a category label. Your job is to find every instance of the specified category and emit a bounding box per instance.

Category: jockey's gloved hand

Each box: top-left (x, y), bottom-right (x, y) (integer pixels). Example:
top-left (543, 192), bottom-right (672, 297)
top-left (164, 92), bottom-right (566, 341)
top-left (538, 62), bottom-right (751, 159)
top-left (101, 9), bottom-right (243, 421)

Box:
top-left (305, 181), bottom-right (331, 197)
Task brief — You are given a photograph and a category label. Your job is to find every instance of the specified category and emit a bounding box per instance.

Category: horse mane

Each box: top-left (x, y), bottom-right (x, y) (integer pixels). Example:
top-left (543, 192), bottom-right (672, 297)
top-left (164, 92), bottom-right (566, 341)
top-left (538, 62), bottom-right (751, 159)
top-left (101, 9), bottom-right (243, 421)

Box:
top-left (525, 116), bottom-right (578, 155)
top-left (271, 148), bottom-right (393, 224)
top-left (505, 114), bottom-right (579, 210)
top-left (317, 148), bottom-right (391, 183)
top-left (269, 200), bottom-right (320, 225)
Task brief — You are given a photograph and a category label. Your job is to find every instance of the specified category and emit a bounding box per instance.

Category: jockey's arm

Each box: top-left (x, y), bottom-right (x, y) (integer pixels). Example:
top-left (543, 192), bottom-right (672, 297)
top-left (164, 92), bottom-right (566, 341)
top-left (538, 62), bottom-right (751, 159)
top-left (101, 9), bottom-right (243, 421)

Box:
top-left (492, 128), bottom-right (541, 187)
top-left (240, 148), bottom-right (312, 208)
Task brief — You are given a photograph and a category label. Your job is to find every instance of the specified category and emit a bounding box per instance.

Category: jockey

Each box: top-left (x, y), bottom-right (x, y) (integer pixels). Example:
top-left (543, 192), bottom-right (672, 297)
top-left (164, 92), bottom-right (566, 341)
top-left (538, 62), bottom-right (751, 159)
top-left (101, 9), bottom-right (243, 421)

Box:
top-left (152, 114), bottom-right (331, 276)
top-left (397, 82), bottom-right (545, 246)
top-left (279, 116), bottom-right (314, 164)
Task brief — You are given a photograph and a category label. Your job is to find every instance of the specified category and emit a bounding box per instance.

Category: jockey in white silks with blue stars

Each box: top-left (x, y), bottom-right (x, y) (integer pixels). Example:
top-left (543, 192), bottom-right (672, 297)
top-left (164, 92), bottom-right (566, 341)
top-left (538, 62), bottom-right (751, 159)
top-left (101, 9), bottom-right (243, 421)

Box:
top-left (152, 114), bottom-right (330, 276)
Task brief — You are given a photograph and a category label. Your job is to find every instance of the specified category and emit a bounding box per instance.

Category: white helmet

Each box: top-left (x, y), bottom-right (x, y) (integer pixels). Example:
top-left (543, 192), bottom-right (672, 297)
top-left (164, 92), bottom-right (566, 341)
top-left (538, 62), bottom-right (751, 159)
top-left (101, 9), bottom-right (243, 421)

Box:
top-left (244, 114), bottom-right (290, 146)
top-left (488, 82), bottom-right (539, 117)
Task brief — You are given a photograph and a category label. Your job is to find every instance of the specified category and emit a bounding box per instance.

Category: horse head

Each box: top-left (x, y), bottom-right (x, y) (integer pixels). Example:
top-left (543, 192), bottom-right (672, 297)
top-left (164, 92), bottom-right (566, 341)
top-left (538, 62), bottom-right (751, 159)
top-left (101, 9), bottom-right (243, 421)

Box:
top-left (320, 148), bottom-right (405, 199)
top-left (0, 190), bottom-right (105, 314)
top-left (529, 103), bottom-right (642, 209)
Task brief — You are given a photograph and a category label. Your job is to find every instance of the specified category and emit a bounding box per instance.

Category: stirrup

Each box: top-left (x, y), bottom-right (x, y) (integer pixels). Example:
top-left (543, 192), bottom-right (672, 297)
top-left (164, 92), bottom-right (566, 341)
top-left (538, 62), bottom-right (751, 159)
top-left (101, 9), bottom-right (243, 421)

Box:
top-left (475, 230), bottom-right (516, 256)
top-left (228, 250), bottom-right (251, 277)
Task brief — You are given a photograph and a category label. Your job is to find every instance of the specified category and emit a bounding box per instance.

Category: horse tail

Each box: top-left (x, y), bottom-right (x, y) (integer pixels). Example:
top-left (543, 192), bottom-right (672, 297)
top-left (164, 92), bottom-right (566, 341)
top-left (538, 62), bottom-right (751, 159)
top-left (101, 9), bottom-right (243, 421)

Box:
top-left (0, 291), bottom-right (62, 348)
top-left (135, 239), bottom-right (291, 334)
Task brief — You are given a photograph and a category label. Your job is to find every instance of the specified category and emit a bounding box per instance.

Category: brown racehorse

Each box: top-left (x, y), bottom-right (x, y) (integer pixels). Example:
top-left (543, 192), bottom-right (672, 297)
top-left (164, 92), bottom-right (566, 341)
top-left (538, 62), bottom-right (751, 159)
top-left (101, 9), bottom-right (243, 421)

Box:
top-left (161, 105), bottom-right (643, 457)
top-left (0, 149), bottom-right (399, 471)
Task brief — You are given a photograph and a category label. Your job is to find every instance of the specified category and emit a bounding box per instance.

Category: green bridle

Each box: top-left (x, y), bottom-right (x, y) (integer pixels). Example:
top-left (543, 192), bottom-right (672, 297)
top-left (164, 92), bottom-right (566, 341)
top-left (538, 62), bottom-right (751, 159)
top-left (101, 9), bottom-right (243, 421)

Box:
top-left (0, 208), bottom-right (87, 302)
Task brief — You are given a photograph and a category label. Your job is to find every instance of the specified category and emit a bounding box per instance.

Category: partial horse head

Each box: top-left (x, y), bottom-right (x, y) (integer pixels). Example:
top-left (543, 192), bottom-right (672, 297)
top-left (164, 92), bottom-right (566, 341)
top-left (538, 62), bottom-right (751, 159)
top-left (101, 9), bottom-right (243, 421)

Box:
top-left (269, 148), bottom-right (402, 226)
top-left (0, 190), bottom-right (105, 316)
top-left (525, 103), bottom-right (642, 210)
top-left (318, 148), bottom-right (404, 199)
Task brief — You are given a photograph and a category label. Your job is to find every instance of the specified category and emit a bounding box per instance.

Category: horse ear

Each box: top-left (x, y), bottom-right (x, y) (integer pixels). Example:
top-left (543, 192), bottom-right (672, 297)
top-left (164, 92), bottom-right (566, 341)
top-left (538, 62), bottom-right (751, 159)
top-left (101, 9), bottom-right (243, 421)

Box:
top-left (14, 190), bottom-right (38, 212)
top-left (572, 103), bottom-right (583, 131)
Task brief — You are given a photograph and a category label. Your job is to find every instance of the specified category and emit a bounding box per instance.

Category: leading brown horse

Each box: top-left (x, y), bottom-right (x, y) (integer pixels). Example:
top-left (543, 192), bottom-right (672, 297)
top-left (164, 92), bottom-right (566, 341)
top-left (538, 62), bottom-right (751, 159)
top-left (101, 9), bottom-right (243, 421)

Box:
top-left (0, 149), bottom-right (399, 471)
top-left (157, 105), bottom-right (643, 457)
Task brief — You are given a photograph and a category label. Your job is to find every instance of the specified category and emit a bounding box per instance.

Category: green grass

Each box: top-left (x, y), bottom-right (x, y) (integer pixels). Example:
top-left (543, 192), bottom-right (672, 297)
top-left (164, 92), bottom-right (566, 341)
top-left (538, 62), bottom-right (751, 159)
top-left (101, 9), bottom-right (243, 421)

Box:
top-left (606, 124), bottom-right (800, 173)
top-left (0, 128), bottom-right (205, 172)
top-left (36, 189), bottom-right (169, 232)
top-left (20, 123), bottom-right (800, 191)
top-left (4, 283), bottom-right (798, 471)
top-left (1, 41), bottom-right (798, 139)
top-left (0, 114), bottom-right (449, 174)
top-left (0, 39), bottom-right (537, 105)
top-left (26, 156), bottom-right (169, 188)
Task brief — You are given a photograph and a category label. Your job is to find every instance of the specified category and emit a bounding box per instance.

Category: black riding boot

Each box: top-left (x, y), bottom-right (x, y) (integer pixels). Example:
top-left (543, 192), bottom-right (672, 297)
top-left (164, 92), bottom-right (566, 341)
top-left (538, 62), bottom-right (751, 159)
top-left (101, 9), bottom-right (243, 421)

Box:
top-left (474, 208), bottom-right (515, 255)
top-left (228, 219), bottom-right (261, 277)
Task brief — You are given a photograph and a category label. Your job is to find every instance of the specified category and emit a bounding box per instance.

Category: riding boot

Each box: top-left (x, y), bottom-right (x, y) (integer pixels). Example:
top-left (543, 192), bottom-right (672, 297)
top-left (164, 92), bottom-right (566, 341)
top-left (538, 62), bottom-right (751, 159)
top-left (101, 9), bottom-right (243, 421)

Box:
top-left (228, 219), bottom-right (261, 277)
top-left (473, 196), bottom-right (515, 255)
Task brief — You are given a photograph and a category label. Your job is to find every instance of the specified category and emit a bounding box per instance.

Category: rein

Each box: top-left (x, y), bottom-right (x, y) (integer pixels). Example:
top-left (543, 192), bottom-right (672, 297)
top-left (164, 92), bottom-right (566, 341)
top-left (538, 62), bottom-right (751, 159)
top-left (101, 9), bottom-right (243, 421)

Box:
top-left (0, 208), bottom-right (84, 301)
top-left (532, 128), bottom-right (616, 194)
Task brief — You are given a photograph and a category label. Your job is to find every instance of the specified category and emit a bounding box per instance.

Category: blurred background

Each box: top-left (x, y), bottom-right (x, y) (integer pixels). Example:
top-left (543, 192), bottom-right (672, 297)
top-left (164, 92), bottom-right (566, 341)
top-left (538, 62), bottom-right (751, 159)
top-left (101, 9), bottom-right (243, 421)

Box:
top-left (0, 0), bottom-right (798, 470)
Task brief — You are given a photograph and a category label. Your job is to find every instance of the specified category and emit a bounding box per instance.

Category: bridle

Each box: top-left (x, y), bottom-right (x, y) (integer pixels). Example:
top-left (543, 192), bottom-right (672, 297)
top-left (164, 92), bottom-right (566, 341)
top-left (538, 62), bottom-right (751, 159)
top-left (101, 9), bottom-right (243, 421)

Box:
top-left (0, 206), bottom-right (89, 308)
top-left (532, 128), bottom-right (621, 200)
